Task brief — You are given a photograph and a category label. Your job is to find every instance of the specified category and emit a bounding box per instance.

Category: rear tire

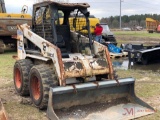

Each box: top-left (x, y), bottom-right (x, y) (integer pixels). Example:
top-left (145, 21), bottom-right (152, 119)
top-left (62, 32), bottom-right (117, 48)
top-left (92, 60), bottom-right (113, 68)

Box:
top-left (29, 64), bottom-right (58, 109)
top-left (13, 59), bottom-right (33, 96)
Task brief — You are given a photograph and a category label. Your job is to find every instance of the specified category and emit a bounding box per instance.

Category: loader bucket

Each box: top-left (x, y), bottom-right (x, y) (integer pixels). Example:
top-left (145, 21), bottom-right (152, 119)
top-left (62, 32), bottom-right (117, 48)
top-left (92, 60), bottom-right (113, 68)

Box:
top-left (0, 99), bottom-right (8, 120)
top-left (47, 78), bottom-right (155, 120)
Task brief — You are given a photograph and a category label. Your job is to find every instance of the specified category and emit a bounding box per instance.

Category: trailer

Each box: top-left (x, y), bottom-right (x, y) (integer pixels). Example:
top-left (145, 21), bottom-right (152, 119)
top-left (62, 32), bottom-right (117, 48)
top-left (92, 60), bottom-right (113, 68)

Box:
top-left (121, 43), bottom-right (160, 65)
top-left (146, 18), bottom-right (160, 33)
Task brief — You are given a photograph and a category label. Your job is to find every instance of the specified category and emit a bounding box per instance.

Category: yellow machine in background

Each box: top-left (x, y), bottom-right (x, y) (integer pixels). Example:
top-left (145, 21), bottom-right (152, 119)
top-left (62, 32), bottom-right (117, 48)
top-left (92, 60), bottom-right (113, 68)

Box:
top-left (35, 7), bottom-right (116, 44)
top-left (0, 0), bottom-right (31, 53)
top-left (0, 13), bottom-right (31, 18)
top-left (36, 9), bottom-right (100, 34)
top-left (68, 16), bottom-right (100, 34)
top-left (146, 18), bottom-right (160, 33)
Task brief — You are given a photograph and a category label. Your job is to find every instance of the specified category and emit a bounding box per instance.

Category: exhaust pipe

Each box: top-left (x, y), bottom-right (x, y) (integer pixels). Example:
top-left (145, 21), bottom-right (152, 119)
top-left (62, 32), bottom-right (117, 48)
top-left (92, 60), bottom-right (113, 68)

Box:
top-left (47, 78), bottom-right (155, 120)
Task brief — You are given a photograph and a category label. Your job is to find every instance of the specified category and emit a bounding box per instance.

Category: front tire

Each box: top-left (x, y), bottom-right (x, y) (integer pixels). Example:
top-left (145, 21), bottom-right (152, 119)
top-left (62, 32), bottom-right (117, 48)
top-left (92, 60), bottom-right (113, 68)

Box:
top-left (14, 59), bottom-right (33, 96)
top-left (29, 65), bottom-right (58, 109)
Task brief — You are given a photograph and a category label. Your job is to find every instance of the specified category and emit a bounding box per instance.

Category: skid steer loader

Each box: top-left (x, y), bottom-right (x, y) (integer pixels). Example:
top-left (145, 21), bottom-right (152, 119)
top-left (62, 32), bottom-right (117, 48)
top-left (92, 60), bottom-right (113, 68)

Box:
top-left (13, 1), bottom-right (155, 120)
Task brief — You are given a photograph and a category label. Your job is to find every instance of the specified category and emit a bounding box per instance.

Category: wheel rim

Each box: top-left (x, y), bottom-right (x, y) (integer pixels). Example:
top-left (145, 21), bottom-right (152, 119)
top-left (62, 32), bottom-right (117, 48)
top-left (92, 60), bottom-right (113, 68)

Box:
top-left (15, 68), bottom-right (22, 89)
top-left (31, 76), bottom-right (40, 100)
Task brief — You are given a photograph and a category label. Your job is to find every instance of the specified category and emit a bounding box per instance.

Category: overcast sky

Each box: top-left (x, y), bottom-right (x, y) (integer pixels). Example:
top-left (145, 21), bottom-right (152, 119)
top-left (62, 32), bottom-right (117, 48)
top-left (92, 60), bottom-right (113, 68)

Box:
top-left (4, 0), bottom-right (160, 18)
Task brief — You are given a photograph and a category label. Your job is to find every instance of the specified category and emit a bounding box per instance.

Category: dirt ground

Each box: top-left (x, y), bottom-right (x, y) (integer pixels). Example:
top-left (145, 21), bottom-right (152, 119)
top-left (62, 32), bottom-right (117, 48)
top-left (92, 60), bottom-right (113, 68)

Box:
top-left (116, 35), bottom-right (160, 46)
top-left (1, 32), bottom-right (160, 120)
top-left (0, 78), bottom-right (48, 120)
top-left (1, 78), bottom-right (159, 120)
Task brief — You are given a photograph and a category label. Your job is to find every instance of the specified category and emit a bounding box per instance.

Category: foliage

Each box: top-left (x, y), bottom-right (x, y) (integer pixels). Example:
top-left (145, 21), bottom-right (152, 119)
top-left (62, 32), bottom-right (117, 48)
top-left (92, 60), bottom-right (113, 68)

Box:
top-left (100, 14), bottom-right (160, 29)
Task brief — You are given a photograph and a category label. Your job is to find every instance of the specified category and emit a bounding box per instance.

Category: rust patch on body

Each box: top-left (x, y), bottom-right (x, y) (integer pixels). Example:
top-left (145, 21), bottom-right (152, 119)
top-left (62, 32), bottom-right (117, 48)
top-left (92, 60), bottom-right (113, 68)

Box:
top-left (105, 48), bottom-right (114, 79)
top-left (57, 48), bottom-right (66, 86)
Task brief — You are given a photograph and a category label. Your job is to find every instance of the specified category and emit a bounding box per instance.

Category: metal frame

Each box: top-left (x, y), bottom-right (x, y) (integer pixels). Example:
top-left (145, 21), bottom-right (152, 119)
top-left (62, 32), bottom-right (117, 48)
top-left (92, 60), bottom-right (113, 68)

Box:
top-left (17, 24), bottom-right (114, 86)
top-left (47, 78), bottom-right (155, 120)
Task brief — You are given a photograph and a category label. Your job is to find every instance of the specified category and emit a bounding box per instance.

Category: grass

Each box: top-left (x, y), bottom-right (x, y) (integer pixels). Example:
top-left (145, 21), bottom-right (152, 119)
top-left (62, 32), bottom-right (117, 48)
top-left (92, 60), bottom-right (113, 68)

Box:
top-left (113, 30), bottom-right (160, 46)
top-left (0, 52), bottom-right (16, 79)
top-left (114, 30), bottom-right (160, 38)
top-left (117, 69), bottom-right (160, 120)
top-left (117, 69), bottom-right (160, 98)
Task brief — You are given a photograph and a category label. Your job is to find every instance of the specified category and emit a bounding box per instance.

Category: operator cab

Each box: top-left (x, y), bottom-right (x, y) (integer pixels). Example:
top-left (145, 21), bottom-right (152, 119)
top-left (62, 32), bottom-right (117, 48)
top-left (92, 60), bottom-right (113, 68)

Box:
top-left (28, 1), bottom-right (93, 58)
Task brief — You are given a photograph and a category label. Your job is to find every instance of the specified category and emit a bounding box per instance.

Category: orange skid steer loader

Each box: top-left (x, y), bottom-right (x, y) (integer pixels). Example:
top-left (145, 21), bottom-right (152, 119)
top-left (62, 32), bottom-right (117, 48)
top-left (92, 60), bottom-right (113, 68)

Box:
top-left (13, 1), bottom-right (155, 120)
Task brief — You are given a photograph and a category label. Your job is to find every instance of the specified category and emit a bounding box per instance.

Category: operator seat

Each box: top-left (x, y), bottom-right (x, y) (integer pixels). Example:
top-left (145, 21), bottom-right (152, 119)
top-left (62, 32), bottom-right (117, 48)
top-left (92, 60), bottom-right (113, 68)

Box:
top-left (56, 25), bottom-right (71, 58)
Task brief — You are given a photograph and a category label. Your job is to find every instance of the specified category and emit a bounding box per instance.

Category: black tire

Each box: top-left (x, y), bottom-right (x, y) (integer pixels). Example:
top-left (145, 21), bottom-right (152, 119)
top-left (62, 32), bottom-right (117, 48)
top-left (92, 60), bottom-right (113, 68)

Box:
top-left (14, 59), bottom-right (33, 96)
top-left (29, 64), bottom-right (58, 110)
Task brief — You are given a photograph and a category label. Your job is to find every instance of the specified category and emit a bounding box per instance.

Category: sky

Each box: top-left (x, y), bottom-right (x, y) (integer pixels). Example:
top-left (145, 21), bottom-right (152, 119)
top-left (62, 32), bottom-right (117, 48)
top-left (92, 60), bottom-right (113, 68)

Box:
top-left (4, 0), bottom-right (160, 19)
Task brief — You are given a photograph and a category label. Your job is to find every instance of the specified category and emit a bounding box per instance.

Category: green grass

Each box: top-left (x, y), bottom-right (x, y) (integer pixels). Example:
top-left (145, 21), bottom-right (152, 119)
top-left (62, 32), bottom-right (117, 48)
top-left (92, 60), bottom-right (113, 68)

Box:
top-left (0, 52), bottom-right (16, 79)
top-left (114, 30), bottom-right (160, 38)
top-left (113, 30), bottom-right (160, 46)
top-left (117, 69), bottom-right (160, 98)
top-left (136, 83), bottom-right (160, 98)
top-left (117, 69), bottom-right (160, 80)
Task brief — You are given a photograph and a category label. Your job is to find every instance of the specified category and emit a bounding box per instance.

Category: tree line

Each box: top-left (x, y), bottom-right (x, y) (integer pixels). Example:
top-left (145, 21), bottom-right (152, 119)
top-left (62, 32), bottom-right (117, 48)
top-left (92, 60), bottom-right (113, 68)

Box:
top-left (100, 14), bottom-right (160, 29)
